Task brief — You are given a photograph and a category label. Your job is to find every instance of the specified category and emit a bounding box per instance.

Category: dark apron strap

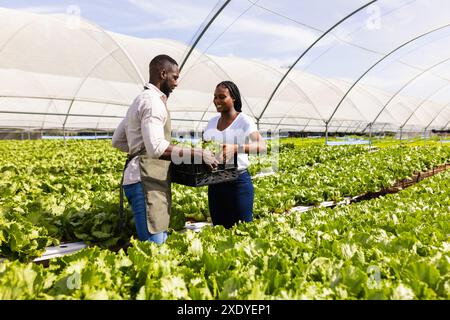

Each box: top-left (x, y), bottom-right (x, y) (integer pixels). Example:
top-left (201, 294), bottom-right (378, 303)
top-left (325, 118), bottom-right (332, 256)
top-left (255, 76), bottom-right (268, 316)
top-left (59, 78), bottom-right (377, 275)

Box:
top-left (118, 148), bottom-right (145, 234)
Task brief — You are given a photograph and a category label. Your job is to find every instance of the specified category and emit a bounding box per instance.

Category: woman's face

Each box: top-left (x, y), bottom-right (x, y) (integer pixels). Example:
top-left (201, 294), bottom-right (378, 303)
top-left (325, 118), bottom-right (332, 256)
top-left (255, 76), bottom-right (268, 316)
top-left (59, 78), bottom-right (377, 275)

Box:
top-left (213, 85), bottom-right (235, 113)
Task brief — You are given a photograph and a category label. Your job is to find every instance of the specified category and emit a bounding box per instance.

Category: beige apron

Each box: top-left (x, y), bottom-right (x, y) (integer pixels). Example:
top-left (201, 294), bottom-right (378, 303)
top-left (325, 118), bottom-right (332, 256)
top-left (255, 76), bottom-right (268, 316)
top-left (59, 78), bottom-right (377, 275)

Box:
top-left (138, 100), bottom-right (172, 234)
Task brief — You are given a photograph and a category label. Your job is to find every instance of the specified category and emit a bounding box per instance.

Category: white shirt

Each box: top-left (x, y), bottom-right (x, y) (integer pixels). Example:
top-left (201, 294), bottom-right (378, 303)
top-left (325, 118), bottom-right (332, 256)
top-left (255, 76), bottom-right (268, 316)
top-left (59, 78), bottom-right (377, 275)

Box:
top-left (203, 113), bottom-right (258, 170)
top-left (112, 83), bottom-right (170, 185)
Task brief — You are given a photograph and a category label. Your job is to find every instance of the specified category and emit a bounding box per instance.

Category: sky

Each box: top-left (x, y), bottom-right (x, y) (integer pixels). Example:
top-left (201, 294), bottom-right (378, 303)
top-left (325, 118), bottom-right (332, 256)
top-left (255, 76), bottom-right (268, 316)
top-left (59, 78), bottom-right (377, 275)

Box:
top-left (2, 0), bottom-right (450, 102)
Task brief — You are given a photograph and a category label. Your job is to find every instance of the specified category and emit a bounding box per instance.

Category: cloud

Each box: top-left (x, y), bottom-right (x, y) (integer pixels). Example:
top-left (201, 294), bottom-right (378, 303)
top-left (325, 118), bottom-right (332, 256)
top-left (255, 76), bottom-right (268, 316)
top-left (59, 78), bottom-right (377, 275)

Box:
top-left (126, 0), bottom-right (211, 30)
top-left (13, 5), bottom-right (66, 14)
top-left (236, 18), bottom-right (320, 48)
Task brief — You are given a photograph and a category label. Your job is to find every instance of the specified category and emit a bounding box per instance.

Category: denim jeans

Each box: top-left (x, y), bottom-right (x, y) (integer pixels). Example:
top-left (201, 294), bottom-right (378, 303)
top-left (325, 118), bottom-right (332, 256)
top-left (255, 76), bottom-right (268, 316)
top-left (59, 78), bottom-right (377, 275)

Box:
top-left (123, 182), bottom-right (167, 244)
top-left (208, 170), bottom-right (254, 229)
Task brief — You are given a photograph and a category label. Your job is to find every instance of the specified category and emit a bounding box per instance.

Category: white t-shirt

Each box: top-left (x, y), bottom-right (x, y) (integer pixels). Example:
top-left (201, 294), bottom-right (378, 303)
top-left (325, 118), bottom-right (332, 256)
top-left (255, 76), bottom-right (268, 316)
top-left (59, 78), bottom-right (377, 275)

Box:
top-left (203, 113), bottom-right (258, 170)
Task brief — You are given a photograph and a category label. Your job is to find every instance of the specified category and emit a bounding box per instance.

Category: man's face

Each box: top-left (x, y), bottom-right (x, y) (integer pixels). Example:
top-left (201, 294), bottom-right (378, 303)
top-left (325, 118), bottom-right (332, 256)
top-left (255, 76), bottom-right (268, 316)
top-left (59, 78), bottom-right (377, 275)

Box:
top-left (161, 64), bottom-right (179, 97)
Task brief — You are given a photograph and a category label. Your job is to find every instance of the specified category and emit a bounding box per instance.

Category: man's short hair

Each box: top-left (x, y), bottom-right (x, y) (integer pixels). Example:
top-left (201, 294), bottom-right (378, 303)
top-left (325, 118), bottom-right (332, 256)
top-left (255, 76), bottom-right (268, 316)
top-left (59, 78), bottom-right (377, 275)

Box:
top-left (150, 54), bottom-right (178, 73)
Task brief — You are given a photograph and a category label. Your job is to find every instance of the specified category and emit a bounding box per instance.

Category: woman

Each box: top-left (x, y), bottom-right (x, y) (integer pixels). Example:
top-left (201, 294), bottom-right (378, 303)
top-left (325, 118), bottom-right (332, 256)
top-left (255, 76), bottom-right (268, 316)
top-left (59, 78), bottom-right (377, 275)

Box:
top-left (203, 81), bottom-right (266, 228)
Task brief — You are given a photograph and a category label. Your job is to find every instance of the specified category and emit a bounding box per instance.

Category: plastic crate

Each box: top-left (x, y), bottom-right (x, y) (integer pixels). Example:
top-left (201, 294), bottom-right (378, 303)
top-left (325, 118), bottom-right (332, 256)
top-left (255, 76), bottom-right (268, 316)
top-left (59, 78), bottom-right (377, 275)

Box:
top-left (171, 156), bottom-right (239, 187)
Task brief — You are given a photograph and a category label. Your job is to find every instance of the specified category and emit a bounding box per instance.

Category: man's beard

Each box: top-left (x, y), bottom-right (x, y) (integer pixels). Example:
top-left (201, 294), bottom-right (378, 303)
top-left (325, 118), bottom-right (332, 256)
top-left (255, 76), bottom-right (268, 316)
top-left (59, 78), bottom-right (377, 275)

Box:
top-left (161, 80), bottom-right (171, 97)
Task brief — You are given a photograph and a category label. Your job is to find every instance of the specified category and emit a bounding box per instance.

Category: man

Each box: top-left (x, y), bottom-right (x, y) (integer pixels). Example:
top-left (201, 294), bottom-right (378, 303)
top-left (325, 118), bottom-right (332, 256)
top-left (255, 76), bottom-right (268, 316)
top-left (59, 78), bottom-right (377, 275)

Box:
top-left (112, 54), bottom-right (218, 244)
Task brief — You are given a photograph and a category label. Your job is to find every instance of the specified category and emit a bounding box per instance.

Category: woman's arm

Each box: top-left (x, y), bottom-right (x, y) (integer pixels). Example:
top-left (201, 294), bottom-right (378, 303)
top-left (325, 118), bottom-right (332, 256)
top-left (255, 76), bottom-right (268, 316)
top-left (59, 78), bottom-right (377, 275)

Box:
top-left (221, 131), bottom-right (267, 163)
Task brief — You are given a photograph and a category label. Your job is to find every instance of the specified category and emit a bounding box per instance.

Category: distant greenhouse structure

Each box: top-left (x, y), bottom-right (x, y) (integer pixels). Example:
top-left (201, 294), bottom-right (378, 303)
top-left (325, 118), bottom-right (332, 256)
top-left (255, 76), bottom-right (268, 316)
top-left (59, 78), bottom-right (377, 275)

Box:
top-left (1, 1), bottom-right (450, 138)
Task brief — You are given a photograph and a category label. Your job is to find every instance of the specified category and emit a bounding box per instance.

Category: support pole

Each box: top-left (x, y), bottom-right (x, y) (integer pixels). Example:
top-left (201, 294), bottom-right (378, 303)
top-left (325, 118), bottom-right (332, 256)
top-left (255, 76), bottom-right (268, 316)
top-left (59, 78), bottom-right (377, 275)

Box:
top-left (369, 123), bottom-right (373, 146)
top-left (325, 121), bottom-right (329, 145)
top-left (399, 127), bottom-right (403, 144)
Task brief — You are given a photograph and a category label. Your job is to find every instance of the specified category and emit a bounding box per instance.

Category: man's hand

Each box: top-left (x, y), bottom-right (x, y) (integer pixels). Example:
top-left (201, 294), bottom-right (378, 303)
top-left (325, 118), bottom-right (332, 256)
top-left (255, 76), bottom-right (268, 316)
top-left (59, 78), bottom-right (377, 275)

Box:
top-left (201, 149), bottom-right (219, 171)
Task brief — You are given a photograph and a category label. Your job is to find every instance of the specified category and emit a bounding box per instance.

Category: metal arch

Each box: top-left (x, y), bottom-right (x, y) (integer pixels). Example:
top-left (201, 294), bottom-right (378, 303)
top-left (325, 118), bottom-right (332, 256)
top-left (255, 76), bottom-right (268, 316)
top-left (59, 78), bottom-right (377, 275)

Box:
top-left (190, 50), bottom-right (329, 131)
top-left (244, 64), bottom-right (325, 130)
top-left (354, 85), bottom-right (399, 129)
top-left (0, 17), bottom-right (65, 131)
top-left (302, 74), bottom-right (364, 122)
top-left (63, 15), bottom-right (145, 129)
top-left (61, 15), bottom-right (149, 130)
top-left (0, 110), bottom-right (123, 118)
top-left (254, 45), bottom-right (371, 129)
top-left (179, 0), bottom-right (231, 71)
top-left (0, 19), bottom-right (39, 54)
top-left (443, 118), bottom-right (450, 130)
top-left (369, 57), bottom-right (450, 129)
top-left (257, 0), bottom-right (377, 122)
top-left (41, 99), bottom-right (55, 129)
top-left (192, 28), bottom-right (334, 130)
top-left (81, 19), bottom-right (146, 85)
top-left (62, 46), bottom-right (137, 128)
top-left (192, 55), bottom-right (260, 131)
top-left (401, 83), bottom-right (450, 129)
top-left (4, 13), bottom-right (145, 130)
top-left (328, 23), bottom-right (450, 126)
top-left (301, 119), bottom-right (312, 132)
top-left (0, 94), bottom-right (128, 107)
top-left (251, 61), bottom-right (324, 123)
top-left (425, 103), bottom-right (450, 130)
top-left (273, 100), bottom-right (310, 131)
top-left (301, 0), bottom-right (419, 75)
top-left (180, 0), bottom-right (261, 80)
top-left (95, 101), bottom-right (113, 132)
top-left (26, 65), bottom-right (62, 130)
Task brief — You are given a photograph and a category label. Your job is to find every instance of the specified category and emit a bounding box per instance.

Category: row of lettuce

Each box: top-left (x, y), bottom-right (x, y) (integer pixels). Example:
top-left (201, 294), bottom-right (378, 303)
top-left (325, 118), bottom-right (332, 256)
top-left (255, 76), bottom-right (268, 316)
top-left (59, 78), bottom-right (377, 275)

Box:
top-left (1, 140), bottom-right (449, 262)
top-left (1, 168), bottom-right (449, 299)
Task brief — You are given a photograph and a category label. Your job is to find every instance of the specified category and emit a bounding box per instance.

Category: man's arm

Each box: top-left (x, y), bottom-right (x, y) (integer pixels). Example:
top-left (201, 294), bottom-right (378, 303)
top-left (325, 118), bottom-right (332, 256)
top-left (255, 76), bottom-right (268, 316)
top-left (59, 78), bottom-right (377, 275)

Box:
top-left (140, 97), bottom-right (218, 169)
top-left (112, 118), bottom-right (129, 153)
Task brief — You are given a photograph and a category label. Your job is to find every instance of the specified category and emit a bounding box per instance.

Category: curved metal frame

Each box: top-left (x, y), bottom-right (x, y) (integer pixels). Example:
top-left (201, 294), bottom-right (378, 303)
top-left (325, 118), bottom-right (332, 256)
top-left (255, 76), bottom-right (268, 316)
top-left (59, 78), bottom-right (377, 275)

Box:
top-left (0, 19), bottom-right (38, 54)
top-left (61, 17), bottom-right (150, 129)
top-left (425, 103), bottom-right (450, 130)
top-left (301, 0), bottom-right (419, 75)
top-left (0, 12), bottom-right (146, 131)
top-left (368, 56), bottom-right (450, 131)
top-left (257, 0), bottom-right (377, 122)
top-left (0, 110), bottom-right (123, 118)
top-left (443, 118), bottom-right (450, 130)
top-left (328, 23), bottom-right (450, 127)
top-left (0, 94), bottom-right (128, 106)
top-left (193, 55), bottom-right (259, 131)
top-left (179, 0), bottom-right (231, 71)
top-left (401, 83), bottom-right (450, 129)
top-left (62, 46), bottom-right (134, 128)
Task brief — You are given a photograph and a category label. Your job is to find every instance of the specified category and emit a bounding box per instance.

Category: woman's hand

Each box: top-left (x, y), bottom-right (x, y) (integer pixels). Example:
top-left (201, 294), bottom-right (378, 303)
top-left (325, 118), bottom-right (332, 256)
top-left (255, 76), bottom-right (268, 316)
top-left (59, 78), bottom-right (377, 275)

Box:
top-left (218, 144), bottom-right (238, 165)
top-left (201, 149), bottom-right (219, 171)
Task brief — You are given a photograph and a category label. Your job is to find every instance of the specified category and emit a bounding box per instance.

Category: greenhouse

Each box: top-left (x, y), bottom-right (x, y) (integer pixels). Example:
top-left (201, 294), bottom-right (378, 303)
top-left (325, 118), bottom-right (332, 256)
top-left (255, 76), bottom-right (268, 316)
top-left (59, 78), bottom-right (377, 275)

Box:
top-left (1, 0), bottom-right (450, 303)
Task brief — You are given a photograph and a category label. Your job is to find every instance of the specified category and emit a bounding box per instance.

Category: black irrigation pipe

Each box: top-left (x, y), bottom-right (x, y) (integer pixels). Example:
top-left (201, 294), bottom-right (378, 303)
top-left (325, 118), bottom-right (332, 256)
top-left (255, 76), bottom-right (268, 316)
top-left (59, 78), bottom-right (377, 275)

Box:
top-left (336, 162), bottom-right (450, 204)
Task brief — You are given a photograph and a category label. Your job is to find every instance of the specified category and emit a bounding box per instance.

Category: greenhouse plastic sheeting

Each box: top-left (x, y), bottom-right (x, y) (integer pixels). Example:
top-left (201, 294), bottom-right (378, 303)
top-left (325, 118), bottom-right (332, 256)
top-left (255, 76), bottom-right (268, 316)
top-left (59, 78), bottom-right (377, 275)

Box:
top-left (0, 1), bottom-right (450, 132)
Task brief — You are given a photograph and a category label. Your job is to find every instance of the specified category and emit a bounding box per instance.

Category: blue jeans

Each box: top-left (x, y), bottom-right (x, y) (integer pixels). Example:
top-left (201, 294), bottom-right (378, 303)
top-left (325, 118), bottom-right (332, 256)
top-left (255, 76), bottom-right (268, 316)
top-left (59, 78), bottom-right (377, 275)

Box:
top-left (208, 170), bottom-right (254, 229)
top-left (123, 182), bottom-right (167, 244)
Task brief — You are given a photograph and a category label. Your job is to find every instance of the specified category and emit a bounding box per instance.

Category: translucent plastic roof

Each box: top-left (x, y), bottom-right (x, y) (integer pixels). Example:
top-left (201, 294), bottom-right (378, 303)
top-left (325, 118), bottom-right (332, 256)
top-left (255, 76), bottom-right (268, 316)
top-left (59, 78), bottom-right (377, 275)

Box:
top-left (1, 1), bottom-right (450, 132)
